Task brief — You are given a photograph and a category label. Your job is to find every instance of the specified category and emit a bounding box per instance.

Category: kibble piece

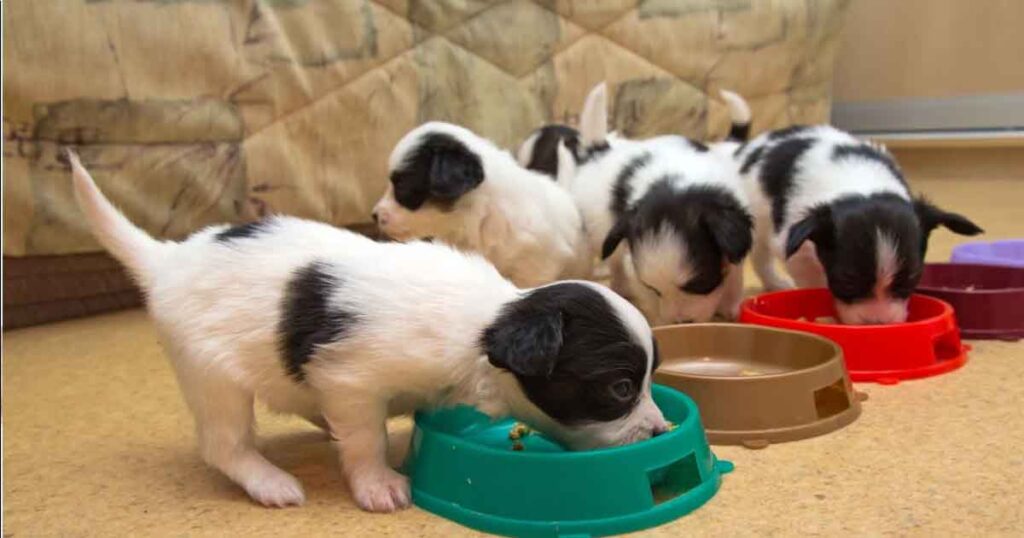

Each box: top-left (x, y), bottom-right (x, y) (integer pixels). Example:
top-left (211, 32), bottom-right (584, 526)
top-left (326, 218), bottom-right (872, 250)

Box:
top-left (511, 441), bottom-right (525, 451)
top-left (508, 422), bottom-right (532, 441)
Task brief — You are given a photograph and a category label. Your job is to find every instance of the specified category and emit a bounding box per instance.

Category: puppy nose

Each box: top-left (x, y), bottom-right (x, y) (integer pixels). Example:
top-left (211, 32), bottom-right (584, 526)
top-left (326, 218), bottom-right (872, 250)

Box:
top-left (371, 210), bottom-right (379, 224)
top-left (651, 422), bottom-right (670, 437)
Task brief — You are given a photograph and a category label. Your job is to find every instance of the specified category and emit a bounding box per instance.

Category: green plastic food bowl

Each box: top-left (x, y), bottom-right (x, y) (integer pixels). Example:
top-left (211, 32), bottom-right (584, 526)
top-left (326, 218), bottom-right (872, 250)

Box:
top-left (403, 384), bottom-right (733, 538)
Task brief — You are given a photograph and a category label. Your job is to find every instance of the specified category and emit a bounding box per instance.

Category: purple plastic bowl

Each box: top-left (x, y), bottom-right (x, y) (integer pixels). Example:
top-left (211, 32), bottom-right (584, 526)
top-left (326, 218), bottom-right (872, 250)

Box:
top-left (917, 263), bottom-right (1024, 341)
top-left (950, 240), bottom-right (1024, 268)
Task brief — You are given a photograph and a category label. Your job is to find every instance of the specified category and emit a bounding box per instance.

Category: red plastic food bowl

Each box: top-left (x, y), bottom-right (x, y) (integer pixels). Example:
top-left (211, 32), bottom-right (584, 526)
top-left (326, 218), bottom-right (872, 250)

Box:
top-left (739, 289), bottom-right (968, 384)
top-left (917, 263), bottom-right (1024, 341)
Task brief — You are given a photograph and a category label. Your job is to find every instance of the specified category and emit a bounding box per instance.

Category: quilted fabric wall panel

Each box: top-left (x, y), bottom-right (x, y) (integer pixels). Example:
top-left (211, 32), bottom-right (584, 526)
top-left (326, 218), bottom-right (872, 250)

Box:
top-left (3, 0), bottom-right (850, 256)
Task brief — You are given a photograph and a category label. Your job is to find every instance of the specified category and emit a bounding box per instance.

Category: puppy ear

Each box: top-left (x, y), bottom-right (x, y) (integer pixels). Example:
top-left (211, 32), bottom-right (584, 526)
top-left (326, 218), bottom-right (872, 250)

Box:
top-left (428, 145), bottom-right (484, 201)
top-left (914, 197), bottom-right (984, 236)
top-left (785, 207), bottom-right (834, 258)
top-left (483, 305), bottom-right (563, 377)
top-left (601, 216), bottom-right (631, 260)
top-left (702, 205), bottom-right (753, 263)
top-left (580, 82), bottom-right (609, 146)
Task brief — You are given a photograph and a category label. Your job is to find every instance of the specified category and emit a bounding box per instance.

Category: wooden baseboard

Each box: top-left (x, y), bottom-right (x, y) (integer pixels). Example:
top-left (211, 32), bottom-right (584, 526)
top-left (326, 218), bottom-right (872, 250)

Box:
top-left (888, 146), bottom-right (1024, 181)
top-left (3, 290), bottom-right (143, 330)
top-left (3, 222), bottom-right (383, 330)
top-left (3, 252), bottom-right (143, 330)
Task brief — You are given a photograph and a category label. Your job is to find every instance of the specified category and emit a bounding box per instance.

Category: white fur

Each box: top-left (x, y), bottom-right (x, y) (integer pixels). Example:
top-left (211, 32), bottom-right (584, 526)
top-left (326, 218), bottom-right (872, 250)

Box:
top-left (374, 122), bottom-right (592, 288)
top-left (68, 151), bottom-right (663, 512)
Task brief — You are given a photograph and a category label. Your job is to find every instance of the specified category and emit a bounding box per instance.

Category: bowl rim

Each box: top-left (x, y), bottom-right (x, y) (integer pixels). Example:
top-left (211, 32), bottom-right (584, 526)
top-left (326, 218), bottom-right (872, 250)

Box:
top-left (918, 262), bottom-right (1024, 294)
top-left (741, 289), bottom-right (954, 331)
top-left (412, 384), bottom-right (701, 460)
top-left (953, 238), bottom-right (1024, 252)
top-left (652, 322), bottom-right (844, 380)
top-left (951, 240), bottom-right (1024, 266)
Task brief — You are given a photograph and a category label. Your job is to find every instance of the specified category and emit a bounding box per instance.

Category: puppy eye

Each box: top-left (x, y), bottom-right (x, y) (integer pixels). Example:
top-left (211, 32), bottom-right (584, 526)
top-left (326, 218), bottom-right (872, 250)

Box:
top-left (641, 281), bottom-right (662, 297)
top-left (609, 379), bottom-right (636, 401)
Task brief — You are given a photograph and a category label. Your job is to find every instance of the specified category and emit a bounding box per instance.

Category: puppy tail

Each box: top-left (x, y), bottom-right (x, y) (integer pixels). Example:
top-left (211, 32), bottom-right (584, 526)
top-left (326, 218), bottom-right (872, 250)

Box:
top-left (720, 89), bottom-right (751, 142)
top-left (67, 149), bottom-right (164, 288)
top-left (555, 140), bottom-right (577, 189)
top-left (579, 82), bottom-right (609, 146)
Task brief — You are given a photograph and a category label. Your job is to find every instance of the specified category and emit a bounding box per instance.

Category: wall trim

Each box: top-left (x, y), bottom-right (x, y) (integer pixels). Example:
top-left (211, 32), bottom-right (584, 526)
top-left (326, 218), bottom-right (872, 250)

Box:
top-left (832, 93), bottom-right (1024, 133)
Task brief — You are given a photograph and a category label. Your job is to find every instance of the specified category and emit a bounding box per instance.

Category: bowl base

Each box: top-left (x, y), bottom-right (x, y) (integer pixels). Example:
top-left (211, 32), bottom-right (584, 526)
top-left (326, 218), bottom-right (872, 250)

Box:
top-left (412, 460), bottom-right (733, 538)
top-left (849, 346), bottom-right (968, 384)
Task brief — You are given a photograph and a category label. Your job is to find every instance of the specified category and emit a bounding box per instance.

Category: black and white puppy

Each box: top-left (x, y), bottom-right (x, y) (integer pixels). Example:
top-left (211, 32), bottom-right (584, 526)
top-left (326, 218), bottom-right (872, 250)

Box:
top-left (557, 83), bottom-right (754, 325)
top-left (735, 125), bottom-right (983, 324)
top-left (68, 151), bottom-right (667, 512)
top-left (372, 122), bottom-right (592, 287)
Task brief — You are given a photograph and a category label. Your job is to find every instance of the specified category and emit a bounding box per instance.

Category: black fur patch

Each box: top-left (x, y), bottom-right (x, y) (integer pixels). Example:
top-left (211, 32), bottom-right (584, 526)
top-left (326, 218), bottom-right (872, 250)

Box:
top-left (482, 283), bottom-right (648, 425)
top-left (788, 194), bottom-right (923, 304)
top-left (832, 144), bottom-right (906, 186)
top-left (687, 138), bottom-right (710, 152)
top-left (739, 145), bottom-right (764, 174)
top-left (215, 220), bottom-right (270, 242)
top-left (390, 132), bottom-right (484, 211)
top-left (768, 125), bottom-right (812, 140)
top-left (524, 124), bottom-right (580, 177)
top-left (728, 122), bottom-right (751, 142)
top-left (610, 152), bottom-right (654, 216)
top-left (759, 137), bottom-right (816, 229)
top-left (279, 261), bottom-right (358, 382)
top-left (628, 182), bottom-right (753, 294)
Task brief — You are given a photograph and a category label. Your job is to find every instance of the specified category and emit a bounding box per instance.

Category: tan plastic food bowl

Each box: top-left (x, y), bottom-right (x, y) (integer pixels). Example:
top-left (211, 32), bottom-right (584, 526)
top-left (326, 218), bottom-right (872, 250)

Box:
top-left (653, 324), bottom-right (864, 448)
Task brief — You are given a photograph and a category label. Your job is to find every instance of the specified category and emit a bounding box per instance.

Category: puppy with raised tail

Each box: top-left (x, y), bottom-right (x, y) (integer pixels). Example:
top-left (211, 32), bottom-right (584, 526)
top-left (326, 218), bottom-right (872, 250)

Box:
top-left (733, 121), bottom-right (983, 324)
top-left (372, 122), bottom-right (592, 287)
top-left (555, 83), bottom-right (754, 325)
top-left (67, 150), bottom-right (667, 512)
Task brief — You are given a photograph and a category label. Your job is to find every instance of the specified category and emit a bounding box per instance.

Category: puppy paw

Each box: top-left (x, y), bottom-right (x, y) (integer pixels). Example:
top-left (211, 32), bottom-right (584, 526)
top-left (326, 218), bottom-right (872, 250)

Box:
top-left (349, 468), bottom-right (411, 513)
top-left (244, 468), bottom-right (306, 508)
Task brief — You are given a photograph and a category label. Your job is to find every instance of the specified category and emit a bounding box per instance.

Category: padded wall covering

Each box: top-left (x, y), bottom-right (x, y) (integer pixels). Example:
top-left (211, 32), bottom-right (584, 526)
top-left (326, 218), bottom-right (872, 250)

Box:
top-left (3, 0), bottom-right (850, 257)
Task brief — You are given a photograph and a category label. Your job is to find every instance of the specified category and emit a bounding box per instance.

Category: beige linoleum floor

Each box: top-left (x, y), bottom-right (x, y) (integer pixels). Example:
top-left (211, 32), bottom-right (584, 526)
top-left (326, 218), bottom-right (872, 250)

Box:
top-left (4, 177), bottom-right (1023, 536)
